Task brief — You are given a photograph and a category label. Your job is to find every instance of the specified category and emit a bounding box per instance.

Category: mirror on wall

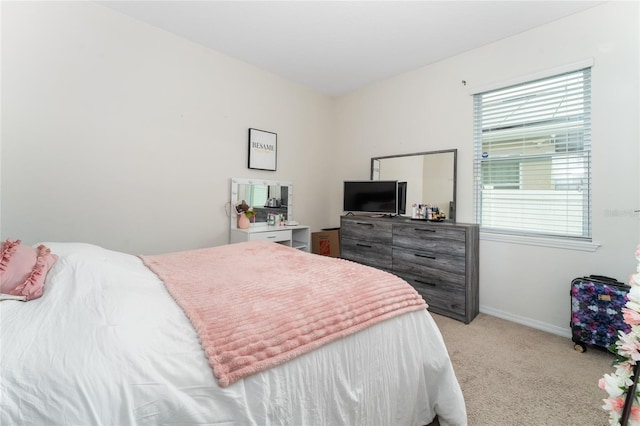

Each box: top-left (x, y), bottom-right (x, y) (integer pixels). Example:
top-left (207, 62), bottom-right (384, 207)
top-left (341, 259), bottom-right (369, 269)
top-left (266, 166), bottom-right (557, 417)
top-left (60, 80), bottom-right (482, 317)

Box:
top-left (371, 149), bottom-right (457, 221)
top-left (230, 178), bottom-right (293, 227)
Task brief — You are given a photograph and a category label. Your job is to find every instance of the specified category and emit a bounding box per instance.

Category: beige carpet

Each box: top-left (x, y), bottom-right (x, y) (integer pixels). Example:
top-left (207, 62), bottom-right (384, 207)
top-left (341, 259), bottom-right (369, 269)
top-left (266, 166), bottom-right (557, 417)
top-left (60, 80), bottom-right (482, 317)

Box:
top-left (431, 313), bottom-right (614, 426)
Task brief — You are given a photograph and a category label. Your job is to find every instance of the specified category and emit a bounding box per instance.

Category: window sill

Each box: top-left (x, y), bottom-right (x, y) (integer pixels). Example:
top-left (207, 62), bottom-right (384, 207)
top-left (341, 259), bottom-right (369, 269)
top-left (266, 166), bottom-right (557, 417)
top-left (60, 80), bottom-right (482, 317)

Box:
top-left (480, 231), bottom-right (600, 252)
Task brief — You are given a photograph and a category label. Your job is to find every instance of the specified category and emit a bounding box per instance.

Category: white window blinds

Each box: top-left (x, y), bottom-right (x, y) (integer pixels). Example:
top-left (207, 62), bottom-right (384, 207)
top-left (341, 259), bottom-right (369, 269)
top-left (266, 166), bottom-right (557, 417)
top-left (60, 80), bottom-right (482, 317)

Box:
top-left (473, 67), bottom-right (592, 239)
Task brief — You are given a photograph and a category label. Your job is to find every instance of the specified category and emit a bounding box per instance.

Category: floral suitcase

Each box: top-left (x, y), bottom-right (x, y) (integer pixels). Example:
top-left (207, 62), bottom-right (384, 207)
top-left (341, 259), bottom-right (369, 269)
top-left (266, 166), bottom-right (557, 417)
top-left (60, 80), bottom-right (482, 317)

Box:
top-left (570, 275), bottom-right (630, 353)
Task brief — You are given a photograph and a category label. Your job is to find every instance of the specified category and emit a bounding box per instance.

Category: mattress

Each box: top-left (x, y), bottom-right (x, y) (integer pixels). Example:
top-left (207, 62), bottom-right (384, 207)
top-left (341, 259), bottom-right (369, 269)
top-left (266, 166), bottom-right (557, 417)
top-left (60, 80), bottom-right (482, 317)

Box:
top-left (0, 242), bottom-right (466, 425)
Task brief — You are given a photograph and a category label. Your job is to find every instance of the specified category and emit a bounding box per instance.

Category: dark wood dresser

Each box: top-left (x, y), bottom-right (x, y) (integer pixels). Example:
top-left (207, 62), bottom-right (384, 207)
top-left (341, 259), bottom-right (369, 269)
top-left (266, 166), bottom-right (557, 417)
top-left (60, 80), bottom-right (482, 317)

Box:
top-left (340, 215), bottom-right (479, 323)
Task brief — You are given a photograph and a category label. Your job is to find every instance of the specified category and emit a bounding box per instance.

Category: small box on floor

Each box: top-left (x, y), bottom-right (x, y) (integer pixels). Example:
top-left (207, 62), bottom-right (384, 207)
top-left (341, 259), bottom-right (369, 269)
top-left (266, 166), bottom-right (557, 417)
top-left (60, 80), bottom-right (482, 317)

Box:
top-left (311, 229), bottom-right (340, 257)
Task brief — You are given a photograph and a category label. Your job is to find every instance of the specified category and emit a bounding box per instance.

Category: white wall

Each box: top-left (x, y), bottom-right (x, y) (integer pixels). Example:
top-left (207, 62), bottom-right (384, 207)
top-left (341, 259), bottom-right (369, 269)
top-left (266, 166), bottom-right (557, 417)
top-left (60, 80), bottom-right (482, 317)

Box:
top-left (1, 1), bottom-right (334, 254)
top-left (331, 1), bottom-right (639, 335)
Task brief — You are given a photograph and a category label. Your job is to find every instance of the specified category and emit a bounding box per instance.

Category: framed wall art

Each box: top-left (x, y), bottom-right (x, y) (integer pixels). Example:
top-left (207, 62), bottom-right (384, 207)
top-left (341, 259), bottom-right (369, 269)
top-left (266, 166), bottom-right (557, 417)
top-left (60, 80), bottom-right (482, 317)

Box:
top-left (248, 128), bottom-right (277, 171)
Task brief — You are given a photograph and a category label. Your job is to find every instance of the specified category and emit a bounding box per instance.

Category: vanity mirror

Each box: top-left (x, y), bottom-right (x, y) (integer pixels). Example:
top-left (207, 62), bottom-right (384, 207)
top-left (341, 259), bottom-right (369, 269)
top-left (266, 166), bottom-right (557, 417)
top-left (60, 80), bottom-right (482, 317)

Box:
top-left (230, 178), bottom-right (293, 228)
top-left (371, 149), bottom-right (457, 221)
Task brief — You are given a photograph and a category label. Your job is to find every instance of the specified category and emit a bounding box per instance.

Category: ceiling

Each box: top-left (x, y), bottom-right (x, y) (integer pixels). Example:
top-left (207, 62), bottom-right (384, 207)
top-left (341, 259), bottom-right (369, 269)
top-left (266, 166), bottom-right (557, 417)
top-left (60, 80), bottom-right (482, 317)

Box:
top-left (97, 1), bottom-right (605, 96)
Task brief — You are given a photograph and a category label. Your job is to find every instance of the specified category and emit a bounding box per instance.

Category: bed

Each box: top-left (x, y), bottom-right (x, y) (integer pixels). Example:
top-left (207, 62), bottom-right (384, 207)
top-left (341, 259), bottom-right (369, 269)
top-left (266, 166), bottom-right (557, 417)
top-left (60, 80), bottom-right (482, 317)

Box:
top-left (0, 240), bottom-right (466, 426)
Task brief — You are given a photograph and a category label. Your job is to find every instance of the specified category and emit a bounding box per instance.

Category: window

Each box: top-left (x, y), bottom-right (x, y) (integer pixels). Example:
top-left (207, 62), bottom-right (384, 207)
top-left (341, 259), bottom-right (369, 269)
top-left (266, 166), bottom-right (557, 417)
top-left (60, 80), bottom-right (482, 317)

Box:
top-left (251, 185), bottom-right (268, 208)
top-left (238, 184), bottom-right (268, 207)
top-left (473, 68), bottom-right (591, 240)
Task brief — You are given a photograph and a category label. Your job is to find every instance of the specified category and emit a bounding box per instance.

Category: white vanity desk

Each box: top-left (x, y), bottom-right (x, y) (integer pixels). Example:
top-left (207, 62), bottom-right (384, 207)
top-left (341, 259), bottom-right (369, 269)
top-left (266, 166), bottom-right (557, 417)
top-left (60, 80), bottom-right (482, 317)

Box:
top-left (229, 177), bottom-right (310, 252)
top-left (230, 224), bottom-right (311, 252)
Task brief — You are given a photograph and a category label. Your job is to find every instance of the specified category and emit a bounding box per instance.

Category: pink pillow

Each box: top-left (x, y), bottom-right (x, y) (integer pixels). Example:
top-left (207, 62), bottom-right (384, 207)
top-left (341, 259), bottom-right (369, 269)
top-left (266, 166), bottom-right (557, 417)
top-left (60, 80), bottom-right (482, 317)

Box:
top-left (0, 239), bottom-right (58, 300)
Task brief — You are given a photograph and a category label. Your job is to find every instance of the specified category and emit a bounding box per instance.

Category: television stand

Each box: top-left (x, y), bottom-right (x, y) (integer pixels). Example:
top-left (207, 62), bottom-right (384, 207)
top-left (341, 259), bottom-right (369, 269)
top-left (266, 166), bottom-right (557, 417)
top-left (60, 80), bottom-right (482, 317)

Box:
top-left (339, 215), bottom-right (479, 323)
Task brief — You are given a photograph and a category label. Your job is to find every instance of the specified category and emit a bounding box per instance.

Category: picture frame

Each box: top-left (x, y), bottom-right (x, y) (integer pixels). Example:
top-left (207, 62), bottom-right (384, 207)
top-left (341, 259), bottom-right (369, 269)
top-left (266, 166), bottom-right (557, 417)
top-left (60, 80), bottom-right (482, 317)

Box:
top-left (248, 128), bottom-right (277, 171)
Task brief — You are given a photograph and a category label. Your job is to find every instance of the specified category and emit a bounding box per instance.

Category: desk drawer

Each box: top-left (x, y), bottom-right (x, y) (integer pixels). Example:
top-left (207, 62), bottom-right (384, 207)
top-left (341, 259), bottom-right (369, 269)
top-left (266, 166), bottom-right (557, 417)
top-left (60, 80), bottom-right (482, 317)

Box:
top-left (341, 237), bottom-right (392, 270)
top-left (341, 218), bottom-right (392, 244)
top-left (395, 271), bottom-right (466, 321)
top-left (393, 247), bottom-right (465, 288)
top-left (248, 230), bottom-right (292, 243)
top-left (393, 223), bottom-right (465, 256)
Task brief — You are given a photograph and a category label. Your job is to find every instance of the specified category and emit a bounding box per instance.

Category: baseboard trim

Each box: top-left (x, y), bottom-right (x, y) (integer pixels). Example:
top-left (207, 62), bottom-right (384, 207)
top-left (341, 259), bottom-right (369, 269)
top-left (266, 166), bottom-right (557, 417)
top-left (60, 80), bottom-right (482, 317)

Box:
top-left (479, 305), bottom-right (572, 339)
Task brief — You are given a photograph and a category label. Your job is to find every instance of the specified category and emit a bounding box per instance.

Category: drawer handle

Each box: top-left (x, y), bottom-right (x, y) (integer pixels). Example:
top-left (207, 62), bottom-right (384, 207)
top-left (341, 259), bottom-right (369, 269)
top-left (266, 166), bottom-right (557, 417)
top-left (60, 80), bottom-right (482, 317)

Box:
top-left (415, 279), bottom-right (436, 287)
top-left (267, 236), bottom-right (276, 239)
top-left (415, 228), bottom-right (436, 232)
top-left (356, 243), bottom-right (372, 248)
top-left (356, 222), bottom-right (374, 227)
top-left (415, 253), bottom-right (436, 260)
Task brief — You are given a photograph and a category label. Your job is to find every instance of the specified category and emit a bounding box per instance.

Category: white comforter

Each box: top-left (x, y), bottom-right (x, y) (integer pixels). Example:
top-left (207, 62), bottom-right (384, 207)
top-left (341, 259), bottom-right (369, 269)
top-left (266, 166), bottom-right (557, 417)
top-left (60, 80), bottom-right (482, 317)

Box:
top-left (0, 242), bottom-right (466, 426)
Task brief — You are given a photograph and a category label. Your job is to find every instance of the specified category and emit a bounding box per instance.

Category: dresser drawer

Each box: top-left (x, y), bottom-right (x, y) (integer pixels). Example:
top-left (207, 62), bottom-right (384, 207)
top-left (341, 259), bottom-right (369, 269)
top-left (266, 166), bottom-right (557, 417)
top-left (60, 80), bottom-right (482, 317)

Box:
top-left (341, 218), bottom-right (392, 244)
top-left (341, 237), bottom-right (392, 270)
top-left (393, 223), bottom-right (466, 257)
top-left (248, 229), bottom-right (292, 243)
top-left (396, 271), bottom-right (467, 321)
top-left (392, 247), bottom-right (465, 288)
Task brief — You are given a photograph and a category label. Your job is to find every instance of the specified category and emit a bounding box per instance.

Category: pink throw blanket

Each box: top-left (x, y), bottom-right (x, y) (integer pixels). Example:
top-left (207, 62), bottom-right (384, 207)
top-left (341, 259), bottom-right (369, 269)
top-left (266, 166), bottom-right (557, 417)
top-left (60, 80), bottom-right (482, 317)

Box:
top-left (139, 241), bottom-right (426, 387)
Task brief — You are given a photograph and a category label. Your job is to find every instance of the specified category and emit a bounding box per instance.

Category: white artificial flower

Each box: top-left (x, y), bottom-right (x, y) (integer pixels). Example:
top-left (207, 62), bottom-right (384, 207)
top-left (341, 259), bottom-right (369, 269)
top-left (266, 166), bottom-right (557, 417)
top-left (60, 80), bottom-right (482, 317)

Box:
top-left (608, 413), bottom-right (621, 426)
top-left (628, 285), bottom-right (640, 303)
top-left (601, 373), bottom-right (627, 397)
top-left (614, 362), bottom-right (635, 383)
top-left (627, 300), bottom-right (640, 313)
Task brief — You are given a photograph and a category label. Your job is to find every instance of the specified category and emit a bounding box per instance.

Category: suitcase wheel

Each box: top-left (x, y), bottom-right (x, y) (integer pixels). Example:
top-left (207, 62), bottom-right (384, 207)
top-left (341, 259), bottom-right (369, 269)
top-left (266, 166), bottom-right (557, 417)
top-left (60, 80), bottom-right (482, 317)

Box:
top-left (574, 342), bottom-right (586, 353)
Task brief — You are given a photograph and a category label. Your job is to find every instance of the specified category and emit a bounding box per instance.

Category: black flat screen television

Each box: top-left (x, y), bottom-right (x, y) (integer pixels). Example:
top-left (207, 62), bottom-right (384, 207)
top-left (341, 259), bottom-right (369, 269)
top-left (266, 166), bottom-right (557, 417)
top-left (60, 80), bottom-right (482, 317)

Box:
top-left (343, 180), bottom-right (398, 215)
